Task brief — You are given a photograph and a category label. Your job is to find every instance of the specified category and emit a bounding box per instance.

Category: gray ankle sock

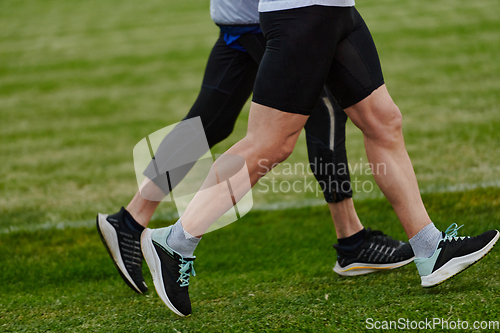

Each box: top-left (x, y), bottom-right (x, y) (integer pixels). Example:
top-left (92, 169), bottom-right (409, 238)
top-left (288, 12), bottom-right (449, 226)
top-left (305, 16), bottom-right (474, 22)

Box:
top-left (166, 219), bottom-right (201, 258)
top-left (409, 223), bottom-right (442, 258)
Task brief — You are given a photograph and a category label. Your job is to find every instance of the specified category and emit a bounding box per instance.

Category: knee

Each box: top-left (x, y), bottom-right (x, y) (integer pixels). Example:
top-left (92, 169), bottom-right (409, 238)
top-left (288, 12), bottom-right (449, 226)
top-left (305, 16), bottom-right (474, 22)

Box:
top-left (382, 102), bottom-right (403, 136)
top-left (360, 102), bottom-right (403, 148)
top-left (246, 134), bottom-right (296, 165)
top-left (264, 138), bottom-right (295, 163)
top-left (274, 139), bottom-right (295, 162)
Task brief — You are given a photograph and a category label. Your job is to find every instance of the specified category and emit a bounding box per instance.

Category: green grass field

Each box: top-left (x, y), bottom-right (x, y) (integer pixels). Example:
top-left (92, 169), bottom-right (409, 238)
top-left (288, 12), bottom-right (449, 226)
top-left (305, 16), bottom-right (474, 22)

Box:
top-left (1, 0), bottom-right (500, 331)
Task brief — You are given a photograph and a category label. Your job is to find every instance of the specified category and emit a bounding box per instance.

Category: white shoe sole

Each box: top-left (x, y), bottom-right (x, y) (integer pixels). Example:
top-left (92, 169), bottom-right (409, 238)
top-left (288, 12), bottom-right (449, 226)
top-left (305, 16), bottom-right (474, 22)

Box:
top-left (141, 228), bottom-right (186, 317)
top-left (97, 213), bottom-right (142, 293)
top-left (333, 257), bottom-right (415, 276)
top-left (421, 230), bottom-right (499, 288)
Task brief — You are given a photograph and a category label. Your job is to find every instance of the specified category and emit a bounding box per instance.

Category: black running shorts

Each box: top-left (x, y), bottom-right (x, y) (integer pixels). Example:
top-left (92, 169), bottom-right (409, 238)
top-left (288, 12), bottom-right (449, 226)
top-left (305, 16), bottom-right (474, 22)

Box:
top-left (253, 6), bottom-right (384, 115)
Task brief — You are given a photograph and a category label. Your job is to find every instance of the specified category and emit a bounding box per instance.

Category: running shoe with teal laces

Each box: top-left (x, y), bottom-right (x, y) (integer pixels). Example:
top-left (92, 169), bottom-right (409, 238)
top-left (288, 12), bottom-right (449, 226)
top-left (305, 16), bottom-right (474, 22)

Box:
top-left (415, 223), bottom-right (499, 288)
top-left (141, 226), bottom-right (196, 316)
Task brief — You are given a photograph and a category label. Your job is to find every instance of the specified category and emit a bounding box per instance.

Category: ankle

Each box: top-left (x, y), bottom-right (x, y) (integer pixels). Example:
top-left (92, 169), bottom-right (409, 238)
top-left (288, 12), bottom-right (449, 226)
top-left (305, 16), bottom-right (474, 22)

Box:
top-left (409, 223), bottom-right (442, 258)
top-left (337, 228), bottom-right (367, 252)
top-left (166, 219), bottom-right (201, 258)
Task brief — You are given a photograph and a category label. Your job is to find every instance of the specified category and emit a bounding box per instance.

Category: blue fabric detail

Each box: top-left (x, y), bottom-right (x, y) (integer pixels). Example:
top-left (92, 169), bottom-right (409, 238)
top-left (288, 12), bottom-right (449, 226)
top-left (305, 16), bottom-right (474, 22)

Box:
top-left (219, 26), bottom-right (262, 52)
top-left (224, 34), bottom-right (247, 52)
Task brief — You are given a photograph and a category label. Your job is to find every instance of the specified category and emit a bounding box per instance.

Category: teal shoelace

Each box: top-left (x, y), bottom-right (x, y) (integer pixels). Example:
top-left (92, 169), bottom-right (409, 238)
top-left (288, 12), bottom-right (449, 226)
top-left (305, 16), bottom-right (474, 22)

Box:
top-left (177, 259), bottom-right (196, 287)
top-left (444, 223), bottom-right (467, 241)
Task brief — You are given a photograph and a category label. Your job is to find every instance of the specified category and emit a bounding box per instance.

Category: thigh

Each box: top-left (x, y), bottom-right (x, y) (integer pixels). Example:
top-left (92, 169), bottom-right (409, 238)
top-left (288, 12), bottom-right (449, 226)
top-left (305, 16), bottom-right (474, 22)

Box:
top-left (146, 34), bottom-right (260, 183)
top-left (326, 9), bottom-right (385, 109)
top-left (185, 33), bottom-right (259, 139)
top-left (199, 32), bottom-right (259, 94)
top-left (253, 6), bottom-right (355, 116)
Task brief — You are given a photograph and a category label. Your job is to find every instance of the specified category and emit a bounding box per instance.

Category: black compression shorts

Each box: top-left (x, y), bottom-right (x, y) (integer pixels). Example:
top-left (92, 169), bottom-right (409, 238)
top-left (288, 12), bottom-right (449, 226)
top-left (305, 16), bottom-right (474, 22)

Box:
top-left (253, 6), bottom-right (384, 115)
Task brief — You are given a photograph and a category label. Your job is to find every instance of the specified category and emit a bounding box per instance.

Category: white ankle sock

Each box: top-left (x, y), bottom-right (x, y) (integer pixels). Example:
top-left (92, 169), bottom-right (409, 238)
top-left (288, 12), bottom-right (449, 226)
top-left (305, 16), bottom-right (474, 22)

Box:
top-left (409, 223), bottom-right (442, 258)
top-left (166, 219), bottom-right (201, 258)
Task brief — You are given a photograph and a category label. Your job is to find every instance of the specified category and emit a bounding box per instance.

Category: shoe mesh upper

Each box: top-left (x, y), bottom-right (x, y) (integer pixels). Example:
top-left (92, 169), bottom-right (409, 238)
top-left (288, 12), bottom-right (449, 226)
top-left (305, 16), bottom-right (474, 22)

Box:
top-left (105, 208), bottom-right (147, 293)
top-left (334, 228), bottom-right (414, 267)
top-left (153, 239), bottom-right (195, 316)
top-left (432, 229), bottom-right (498, 272)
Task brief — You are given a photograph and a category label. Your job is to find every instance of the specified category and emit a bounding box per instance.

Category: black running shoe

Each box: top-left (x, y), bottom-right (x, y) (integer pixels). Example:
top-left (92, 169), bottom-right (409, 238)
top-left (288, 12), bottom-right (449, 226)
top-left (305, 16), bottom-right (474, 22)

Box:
top-left (96, 207), bottom-right (148, 293)
top-left (333, 228), bottom-right (415, 276)
top-left (141, 226), bottom-right (196, 317)
top-left (415, 223), bottom-right (499, 287)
